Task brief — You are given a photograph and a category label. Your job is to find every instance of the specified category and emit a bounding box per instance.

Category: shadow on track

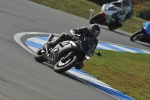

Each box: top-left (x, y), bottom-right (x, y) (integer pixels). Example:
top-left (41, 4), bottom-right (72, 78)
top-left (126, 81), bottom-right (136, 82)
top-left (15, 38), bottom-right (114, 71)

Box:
top-left (101, 27), bottom-right (131, 37)
top-left (40, 62), bottom-right (93, 87)
top-left (131, 41), bottom-right (150, 48)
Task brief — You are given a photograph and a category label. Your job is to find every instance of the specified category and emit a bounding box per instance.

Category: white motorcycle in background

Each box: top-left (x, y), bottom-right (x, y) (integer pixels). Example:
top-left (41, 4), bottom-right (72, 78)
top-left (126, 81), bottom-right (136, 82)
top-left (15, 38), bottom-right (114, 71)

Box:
top-left (89, 3), bottom-right (131, 30)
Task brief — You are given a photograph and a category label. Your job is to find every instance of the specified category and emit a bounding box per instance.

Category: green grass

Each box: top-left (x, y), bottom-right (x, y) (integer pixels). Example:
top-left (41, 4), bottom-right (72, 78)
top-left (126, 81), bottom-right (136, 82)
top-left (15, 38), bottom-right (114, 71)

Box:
top-left (29, 0), bottom-right (150, 99)
top-left (120, 16), bottom-right (145, 33)
top-left (84, 50), bottom-right (150, 100)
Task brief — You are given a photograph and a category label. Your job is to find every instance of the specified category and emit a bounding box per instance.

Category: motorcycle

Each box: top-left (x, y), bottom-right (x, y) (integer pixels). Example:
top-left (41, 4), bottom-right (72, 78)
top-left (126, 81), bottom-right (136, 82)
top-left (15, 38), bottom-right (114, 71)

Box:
top-left (34, 33), bottom-right (101, 73)
top-left (130, 21), bottom-right (150, 44)
top-left (89, 3), bottom-right (132, 31)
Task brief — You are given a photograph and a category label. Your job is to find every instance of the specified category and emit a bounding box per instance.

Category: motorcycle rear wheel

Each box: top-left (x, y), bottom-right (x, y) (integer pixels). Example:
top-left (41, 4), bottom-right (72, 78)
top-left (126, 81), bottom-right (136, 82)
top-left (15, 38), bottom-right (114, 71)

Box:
top-left (89, 14), bottom-right (101, 24)
top-left (34, 48), bottom-right (46, 63)
top-left (54, 54), bottom-right (78, 73)
top-left (130, 30), bottom-right (143, 42)
top-left (108, 25), bottom-right (117, 31)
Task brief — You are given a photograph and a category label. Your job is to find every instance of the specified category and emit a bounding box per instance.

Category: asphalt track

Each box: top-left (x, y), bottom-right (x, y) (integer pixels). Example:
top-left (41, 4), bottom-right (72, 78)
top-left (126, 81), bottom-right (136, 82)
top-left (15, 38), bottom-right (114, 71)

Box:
top-left (0, 0), bottom-right (149, 100)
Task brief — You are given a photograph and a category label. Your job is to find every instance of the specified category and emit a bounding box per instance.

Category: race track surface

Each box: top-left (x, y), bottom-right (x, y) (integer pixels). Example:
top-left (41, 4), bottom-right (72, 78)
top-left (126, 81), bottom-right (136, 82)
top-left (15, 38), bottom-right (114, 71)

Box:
top-left (0, 0), bottom-right (149, 100)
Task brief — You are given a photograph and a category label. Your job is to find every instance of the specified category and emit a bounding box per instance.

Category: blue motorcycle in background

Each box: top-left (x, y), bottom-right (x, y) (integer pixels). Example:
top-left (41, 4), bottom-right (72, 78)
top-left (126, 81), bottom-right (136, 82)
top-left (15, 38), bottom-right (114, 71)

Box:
top-left (130, 21), bottom-right (150, 44)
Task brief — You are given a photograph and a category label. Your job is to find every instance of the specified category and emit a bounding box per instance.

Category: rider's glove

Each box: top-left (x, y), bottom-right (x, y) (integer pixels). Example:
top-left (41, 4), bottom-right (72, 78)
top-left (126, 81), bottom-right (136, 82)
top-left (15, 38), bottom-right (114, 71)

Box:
top-left (72, 34), bottom-right (79, 40)
top-left (85, 55), bottom-right (91, 61)
top-left (80, 26), bottom-right (87, 33)
top-left (70, 30), bottom-right (75, 35)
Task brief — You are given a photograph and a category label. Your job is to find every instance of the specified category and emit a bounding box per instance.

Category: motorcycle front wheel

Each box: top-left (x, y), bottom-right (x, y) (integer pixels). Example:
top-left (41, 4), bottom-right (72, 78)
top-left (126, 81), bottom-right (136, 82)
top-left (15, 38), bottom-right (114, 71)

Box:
top-left (130, 30), bottom-right (143, 42)
top-left (89, 14), bottom-right (101, 24)
top-left (54, 54), bottom-right (78, 73)
top-left (34, 48), bottom-right (46, 63)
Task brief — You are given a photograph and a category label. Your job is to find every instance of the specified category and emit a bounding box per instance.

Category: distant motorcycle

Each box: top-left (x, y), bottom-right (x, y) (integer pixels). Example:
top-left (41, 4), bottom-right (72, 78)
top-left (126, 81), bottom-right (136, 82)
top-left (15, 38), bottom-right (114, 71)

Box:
top-left (89, 3), bottom-right (131, 31)
top-left (130, 21), bottom-right (150, 44)
top-left (34, 33), bottom-right (101, 73)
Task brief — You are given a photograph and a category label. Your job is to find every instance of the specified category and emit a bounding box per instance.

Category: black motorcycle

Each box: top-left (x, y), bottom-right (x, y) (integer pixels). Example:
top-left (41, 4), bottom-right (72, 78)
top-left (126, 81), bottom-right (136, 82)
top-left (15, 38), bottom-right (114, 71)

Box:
top-left (34, 33), bottom-right (101, 73)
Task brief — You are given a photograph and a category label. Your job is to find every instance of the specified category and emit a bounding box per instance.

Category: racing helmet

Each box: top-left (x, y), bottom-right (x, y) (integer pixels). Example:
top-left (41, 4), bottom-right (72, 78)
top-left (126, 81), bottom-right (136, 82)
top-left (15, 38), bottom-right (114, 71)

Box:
top-left (89, 24), bottom-right (101, 38)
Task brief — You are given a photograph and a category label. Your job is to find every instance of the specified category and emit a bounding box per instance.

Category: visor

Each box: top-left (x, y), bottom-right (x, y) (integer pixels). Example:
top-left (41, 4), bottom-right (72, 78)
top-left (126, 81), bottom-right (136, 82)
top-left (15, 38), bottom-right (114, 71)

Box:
top-left (91, 30), bottom-right (99, 37)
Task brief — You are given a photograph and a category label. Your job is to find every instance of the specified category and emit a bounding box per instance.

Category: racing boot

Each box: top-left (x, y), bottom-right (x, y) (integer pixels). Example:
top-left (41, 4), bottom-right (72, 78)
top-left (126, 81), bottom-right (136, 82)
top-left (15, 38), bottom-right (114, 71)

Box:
top-left (47, 32), bottom-right (72, 48)
top-left (46, 32), bottom-right (72, 51)
top-left (43, 40), bottom-right (58, 54)
top-left (117, 21), bottom-right (122, 27)
top-left (47, 39), bottom-right (59, 48)
top-left (74, 62), bottom-right (84, 69)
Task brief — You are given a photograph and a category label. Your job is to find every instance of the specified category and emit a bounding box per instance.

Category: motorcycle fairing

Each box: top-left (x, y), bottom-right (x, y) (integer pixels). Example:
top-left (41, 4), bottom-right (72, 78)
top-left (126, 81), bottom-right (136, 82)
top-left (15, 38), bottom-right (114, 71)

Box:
top-left (99, 12), bottom-right (105, 20)
top-left (49, 41), bottom-right (78, 65)
top-left (102, 4), bottom-right (118, 24)
top-left (143, 21), bottom-right (150, 36)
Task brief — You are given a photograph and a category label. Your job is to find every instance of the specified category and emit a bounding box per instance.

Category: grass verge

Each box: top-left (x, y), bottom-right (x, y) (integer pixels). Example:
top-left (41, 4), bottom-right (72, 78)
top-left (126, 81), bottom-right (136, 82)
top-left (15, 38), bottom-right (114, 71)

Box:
top-left (84, 50), bottom-right (150, 100)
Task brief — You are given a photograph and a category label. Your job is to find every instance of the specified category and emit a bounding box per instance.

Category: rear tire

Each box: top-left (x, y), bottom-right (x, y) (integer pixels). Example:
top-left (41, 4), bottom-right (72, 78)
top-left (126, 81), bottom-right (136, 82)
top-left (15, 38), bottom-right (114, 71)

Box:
top-left (34, 48), bottom-right (46, 63)
top-left (54, 55), bottom-right (78, 73)
top-left (130, 30), bottom-right (143, 42)
top-left (108, 25), bottom-right (116, 31)
top-left (89, 14), bottom-right (101, 24)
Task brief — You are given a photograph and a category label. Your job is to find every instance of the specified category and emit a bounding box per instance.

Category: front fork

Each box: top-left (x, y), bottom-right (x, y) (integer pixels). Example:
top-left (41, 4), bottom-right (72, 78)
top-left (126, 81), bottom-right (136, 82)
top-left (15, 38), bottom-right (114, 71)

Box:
top-left (44, 34), bottom-right (54, 54)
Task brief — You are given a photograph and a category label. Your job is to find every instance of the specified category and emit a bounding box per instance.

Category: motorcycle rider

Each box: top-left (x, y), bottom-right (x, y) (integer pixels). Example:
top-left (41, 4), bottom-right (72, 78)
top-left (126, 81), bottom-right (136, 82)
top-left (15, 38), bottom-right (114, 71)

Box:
top-left (110, 0), bottom-right (132, 27)
top-left (46, 24), bottom-right (101, 69)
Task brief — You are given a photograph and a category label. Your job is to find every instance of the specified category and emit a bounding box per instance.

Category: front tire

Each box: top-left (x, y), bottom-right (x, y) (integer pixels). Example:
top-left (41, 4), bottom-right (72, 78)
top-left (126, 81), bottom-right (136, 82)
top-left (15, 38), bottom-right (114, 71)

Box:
top-left (54, 55), bottom-right (78, 73)
top-left (34, 48), bottom-right (46, 63)
top-left (130, 30), bottom-right (143, 42)
top-left (89, 14), bottom-right (101, 24)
